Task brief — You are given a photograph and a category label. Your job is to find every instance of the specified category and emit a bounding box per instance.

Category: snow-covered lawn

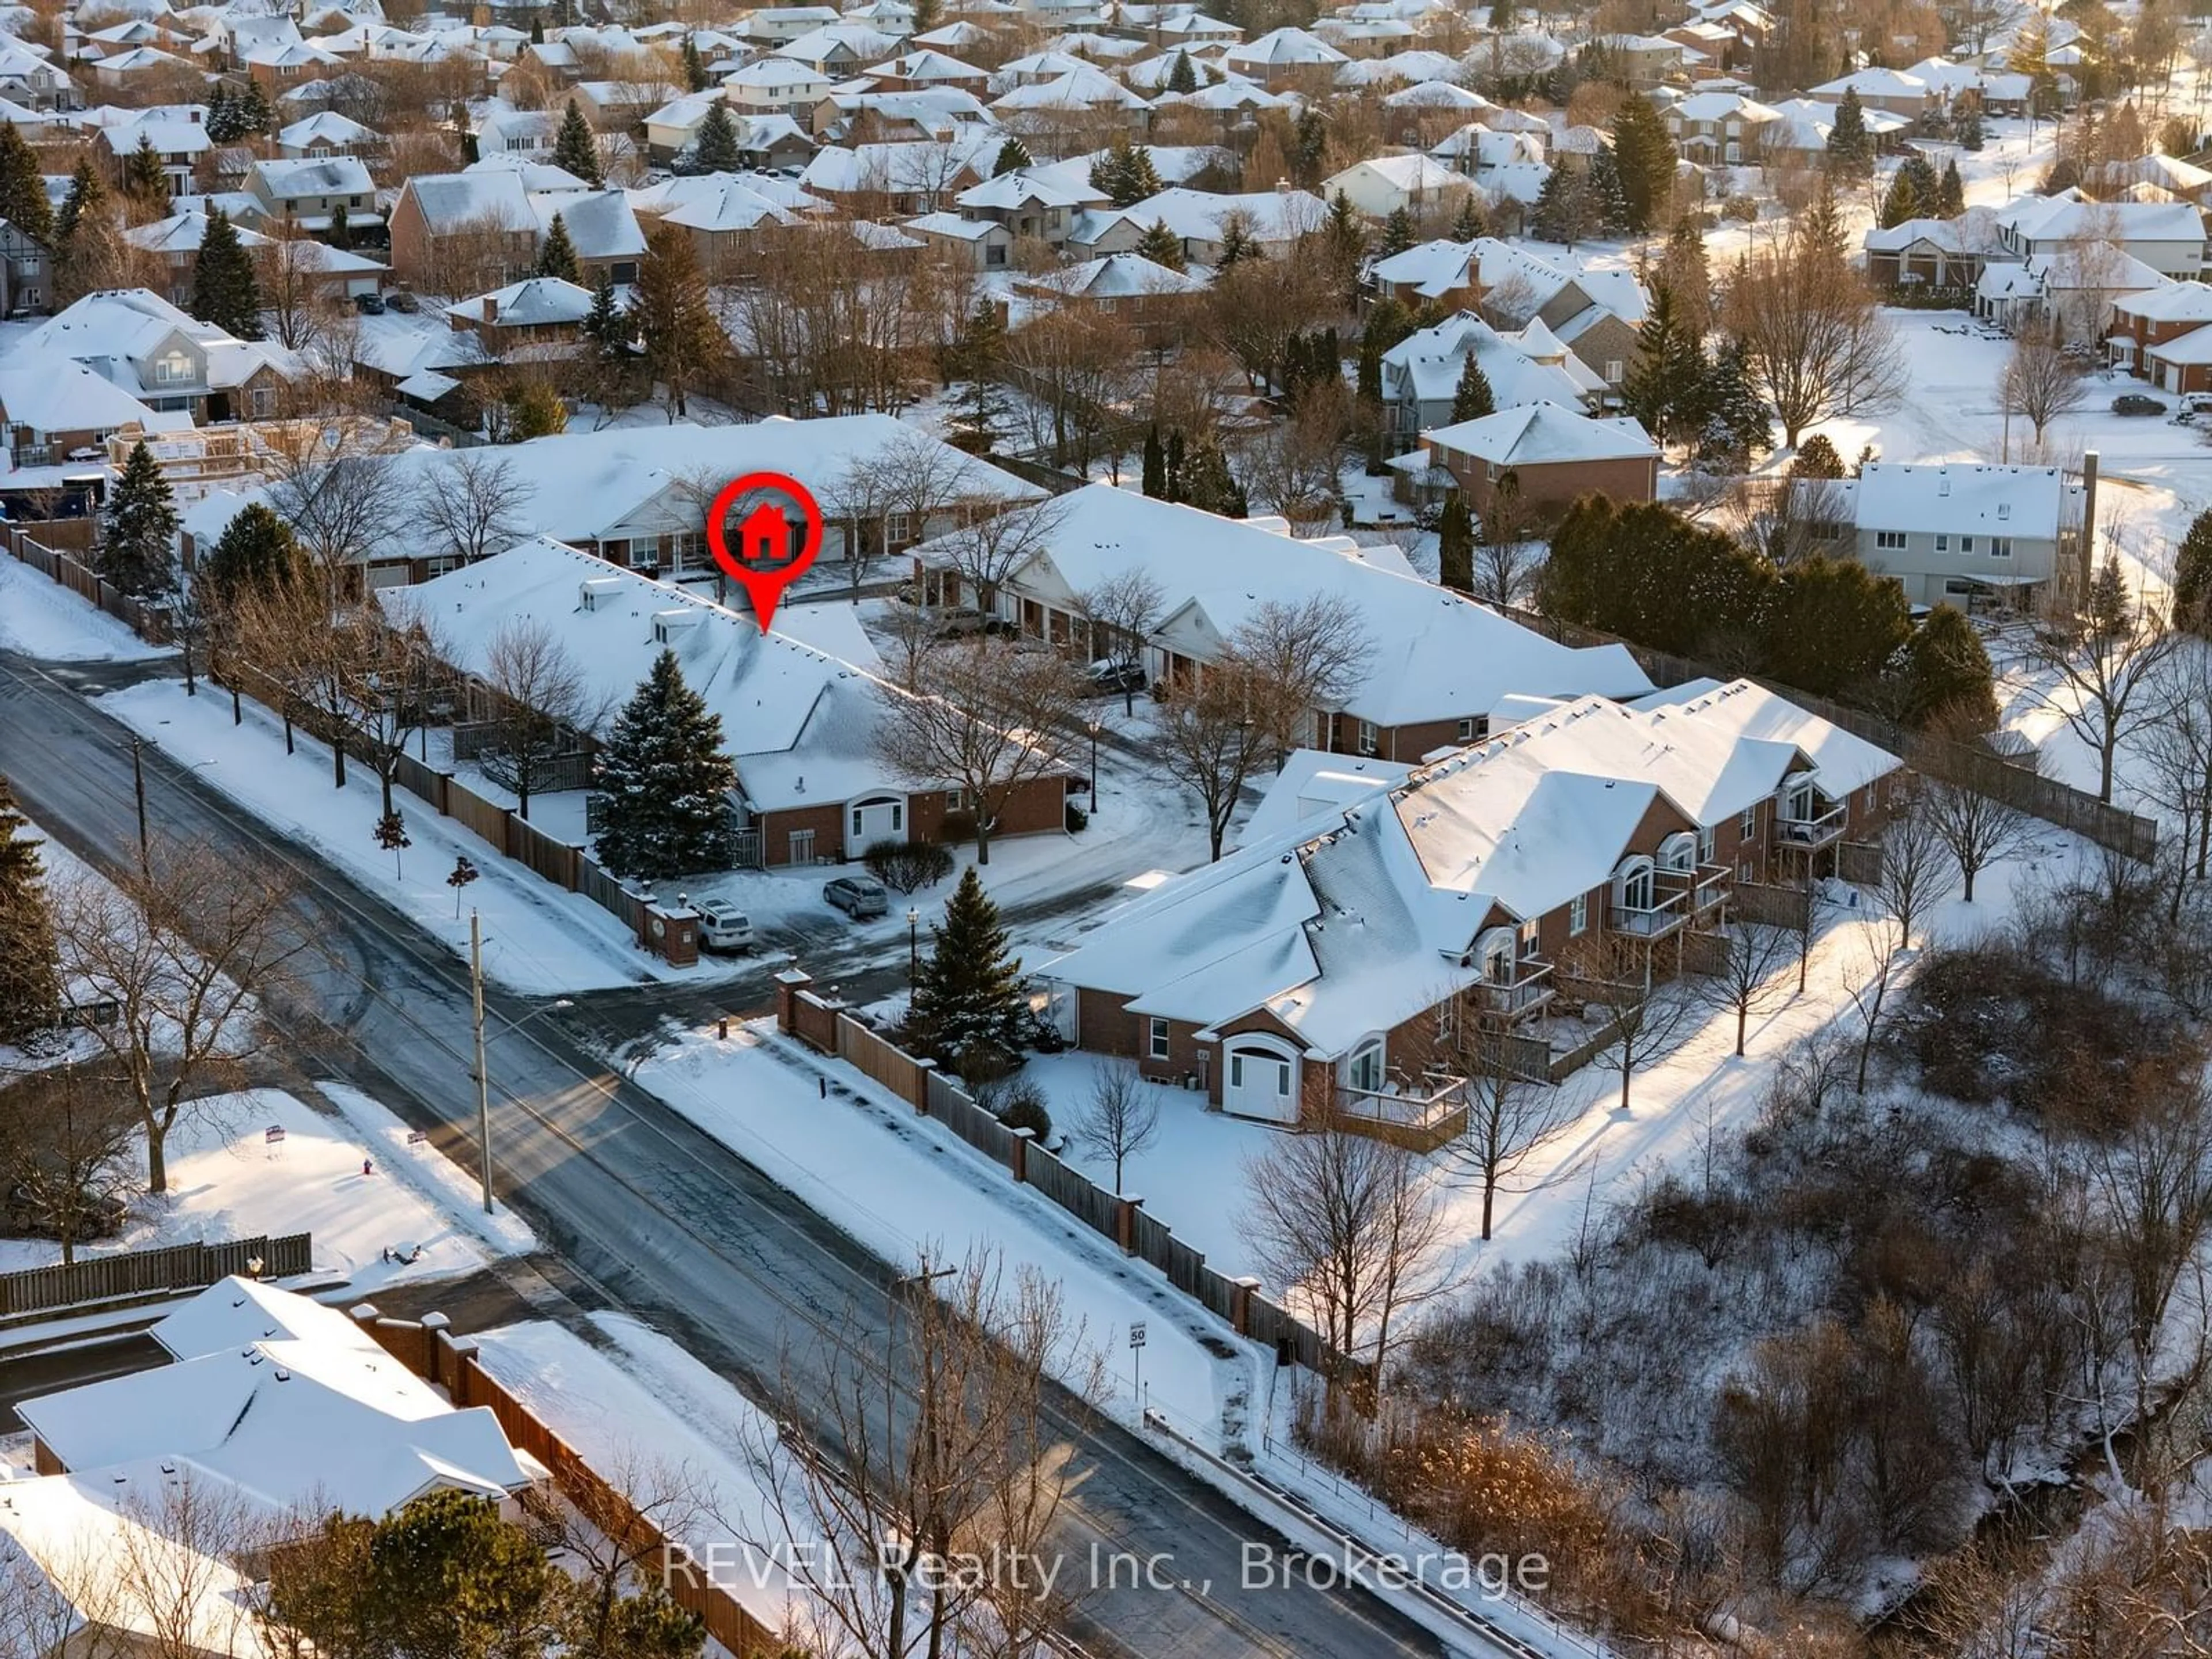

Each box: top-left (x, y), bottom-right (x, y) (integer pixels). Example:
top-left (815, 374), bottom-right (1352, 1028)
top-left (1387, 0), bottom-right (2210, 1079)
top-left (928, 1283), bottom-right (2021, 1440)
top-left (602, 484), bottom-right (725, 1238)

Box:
top-left (0, 555), bottom-right (173, 663)
top-left (470, 1313), bottom-right (806, 1631)
top-left (98, 679), bottom-right (718, 995)
top-left (631, 1021), bottom-right (1262, 1444)
top-left (0, 1084), bottom-right (535, 1291)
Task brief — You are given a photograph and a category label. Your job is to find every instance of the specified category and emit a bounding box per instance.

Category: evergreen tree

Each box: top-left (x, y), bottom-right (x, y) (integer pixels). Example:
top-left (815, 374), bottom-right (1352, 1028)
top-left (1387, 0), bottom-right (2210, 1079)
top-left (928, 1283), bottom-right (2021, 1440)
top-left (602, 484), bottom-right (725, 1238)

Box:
top-left (1449, 352), bottom-right (1495, 422)
top-left (992, 134), bottom-right (1032, 175)
top-left (592, 649), bottom-right (738, 880)
top-left (0, 775), bottom-right (59, 1048)
top-left (1791, 432), bottom-right (1846, 477)
top-left (688, 101), bottom-right (739, 175)
top-left (536, 210), bottom-right (580, 280)
top-left (329, 202), bottom-right (352, 250)
top-left (1490, 0), bottom-right (1517, 31)
top-left (1142, 425), bottom-right (1166, 497)
top-left (1321, 188), bottom-right (1366, 299)
top-left (634, 223), bottom-right (724, 418)
top-left (529, 12), bottom-right (543, 41)
top-left (2175, 506), bottom-right (2212, 634)
top-left (911, 0), bottom-right (941, 29)
top-left (906, 867), bottom-right (1027, 1073)
top-left (1530, 164), bottom-right (1599, 248)
top-left (1694, 338), bottom-right (1770, 467)
top-left (200, 501), bottom-right (304, 605)
top-left (1437, 495), bottom-right (1475, 592)
top-left (1091, 140), bottom-right (1162, 208)
top-left (1293, 107), bottom-right (1328, 186)
top-left (1621, 282), bottom-right (1706, 450)
top-left (1357, 337), bottom-right (1382, 403)
top-left (190, 206), bottom-right (262, 340)
top-left (1609, 90), bottom-right (1674, 232)
top-left (1180, 437), bottom-right (1247, 516)
top-left (1587, 148), bottom-right (1629, 233)
top-left (1958, 103), bottom-right (1984, 150)
top-left (1214, 216), bottom-right (1257, 266)
top-left (122, 133), bottom-right (168, 206)
top-left (0, 122), bottom-right (50, 243)
top-left (102, 440), bottom-right (179, 598)
top-left (1450, 194), bottom-right (1486, 242)
top-left (238, 77), bottom-right (273, 135)
top-left (584, 269), bottom-right (629, 354)
top-left (945, 299), bottom-right (1004, 454)
top-left (54, 157), bottom-right (103, 243)
top-left (1763, 554), bottom-right (1912, 698)
top-left (1378, 205), bottom-right (1416, 255)
top-left (1878, 154), bottom-right (1938, 227)
top-left (681, 36), bottom-right (710, 92)
top-left (1164, 426), bottom-right (1185, 499)
top-left (1897, 603), bottom-right (1998, 728)
top-left (1168, 48), bottom-right (1198, 93)
top-left (1798, 173), bottom-right (1849, 259)
top-left (205, 82), bottom-right (243, 143)
top-left (505, 381), bottom-right (566, 439)
top-left (1825, 85), bottom-right (1873, 175)
top-left (1133, 217), bottom-right (1185, 270)
top-left (1937, 156), bottom-right (1965, 215)
top-left (554, 99), bottom-right (603, 186)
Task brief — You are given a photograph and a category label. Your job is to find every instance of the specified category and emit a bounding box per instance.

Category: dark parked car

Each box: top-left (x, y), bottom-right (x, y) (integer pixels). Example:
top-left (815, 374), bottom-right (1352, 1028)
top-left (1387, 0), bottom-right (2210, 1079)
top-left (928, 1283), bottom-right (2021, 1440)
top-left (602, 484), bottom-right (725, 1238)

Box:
top-left (1085, 660), bottom-right (1147, 695)
top-left (354, 291), bottom-right (386, 314)
top-left (385, 290), bottom-right (420, 313)
top-left (2112, 393), bottom-right (2166, 416)
top-left (823, 874), bottom-right (890, 919)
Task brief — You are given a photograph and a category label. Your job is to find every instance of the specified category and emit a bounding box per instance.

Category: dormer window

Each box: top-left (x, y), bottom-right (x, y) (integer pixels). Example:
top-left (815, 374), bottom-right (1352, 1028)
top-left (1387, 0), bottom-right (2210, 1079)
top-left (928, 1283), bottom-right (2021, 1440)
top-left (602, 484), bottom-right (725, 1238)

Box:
top-left (153, 349), bottom-right (193, 384)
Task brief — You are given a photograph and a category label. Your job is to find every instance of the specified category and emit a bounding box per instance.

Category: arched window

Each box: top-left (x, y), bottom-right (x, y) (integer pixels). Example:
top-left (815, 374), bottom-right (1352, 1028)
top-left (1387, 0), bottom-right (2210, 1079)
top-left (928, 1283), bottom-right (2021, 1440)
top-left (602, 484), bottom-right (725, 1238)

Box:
top-left (1657, 831), bottom-right (1698, 873)
top-left (1346, 1039), bottom-right (1385, 1092)
top-left (1613, 855), bottom-right (1655, 912)
top-left (1474, 924), bottom-right (1518, 982)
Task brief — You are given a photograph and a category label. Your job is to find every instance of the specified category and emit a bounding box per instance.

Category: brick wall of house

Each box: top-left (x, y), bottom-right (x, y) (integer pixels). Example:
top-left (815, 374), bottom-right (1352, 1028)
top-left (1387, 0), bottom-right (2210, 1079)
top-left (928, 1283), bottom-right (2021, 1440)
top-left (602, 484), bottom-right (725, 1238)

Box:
top-left (756, 801), bottom-right (846, 866)
top-left (1438, 450), bottom-right (1658, 517)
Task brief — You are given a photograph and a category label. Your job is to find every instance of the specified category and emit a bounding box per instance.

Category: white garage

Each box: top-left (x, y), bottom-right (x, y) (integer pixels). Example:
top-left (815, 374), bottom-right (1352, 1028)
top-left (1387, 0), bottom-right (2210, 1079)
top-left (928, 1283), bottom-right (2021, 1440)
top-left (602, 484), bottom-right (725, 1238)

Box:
top-left (1221, 1036), bottom-right (1301, 1124)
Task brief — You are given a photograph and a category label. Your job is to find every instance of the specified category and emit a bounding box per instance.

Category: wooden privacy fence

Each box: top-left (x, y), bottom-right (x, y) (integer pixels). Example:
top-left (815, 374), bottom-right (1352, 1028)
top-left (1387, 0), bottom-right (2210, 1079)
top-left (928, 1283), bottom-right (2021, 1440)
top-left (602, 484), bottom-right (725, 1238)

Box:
top-left (774, 975), bottom-right (1369, 1388)
top-left (1494, 601), bottom-right (2161, 863)
top-left (3, 528), bottom-right (174, 643)
top-left (0, 1233), bottom-right (313, 1318)
top-left (355, 1310), bottom-right (781, 1658)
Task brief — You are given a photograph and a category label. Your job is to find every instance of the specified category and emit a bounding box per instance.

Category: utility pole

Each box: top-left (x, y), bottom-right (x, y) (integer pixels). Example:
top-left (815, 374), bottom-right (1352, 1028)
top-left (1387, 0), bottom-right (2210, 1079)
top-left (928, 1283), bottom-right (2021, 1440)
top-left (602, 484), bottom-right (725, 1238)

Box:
top-left (130, 736), bottom-right (149, 875)
top-left (471, 908), bottom-right (494, 1215)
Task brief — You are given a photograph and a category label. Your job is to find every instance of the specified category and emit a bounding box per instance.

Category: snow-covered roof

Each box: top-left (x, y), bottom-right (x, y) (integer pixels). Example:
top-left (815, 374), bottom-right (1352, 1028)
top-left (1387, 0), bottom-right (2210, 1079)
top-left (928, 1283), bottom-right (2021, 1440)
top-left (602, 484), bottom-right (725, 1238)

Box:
top-left (400, 168), bottom-right (535, 232)
top-left (1047, 681), bottom-right (1893, 1052)
top-left (0, 357), bottom-right (163, 432)
top-left (1018, 250), bottom-right (1207, 298)
top-left (275, 108), bottom-right (378, 147)
top-left (993, 62), bottom-right (1146, 109)
top-left (1424, 400), bottom-right (1657, 466)
top-left (1381, 309), bottom-right (1595, 408)
top-left (1221, 24), bottom-right (1349, 66)
top-left (1821, 461), bottom-right (2078, 538)
top-left (1997, 192), bottom-right (2206, 247)
top-left (446, 274), bottom-right (594, 327)
top-left (249, 154), bottom-right (373, 198)
top-left (956, 166), bottom-right (1105, 211)
top-left (1321, 151), bottom-right (1468, 196)
top-left (529, 187), bottom-right (643, 258)
top-left (2113, 281), bottom-right (2212, 323)
top-left (1385, 77), bottom-right (1487, 108)
top-left (915, 483), bottom-right (1650, 729)
top-left (124, 207), bottom-right (278, 253)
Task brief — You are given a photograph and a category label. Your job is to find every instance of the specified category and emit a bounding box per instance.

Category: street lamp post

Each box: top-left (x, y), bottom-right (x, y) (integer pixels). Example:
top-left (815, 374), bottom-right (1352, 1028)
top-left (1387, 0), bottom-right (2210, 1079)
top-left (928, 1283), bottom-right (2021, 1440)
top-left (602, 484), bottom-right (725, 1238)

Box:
top-left (907, 906), bottom-right (921, 984)
top-left (468, 907), bottom-right (573, 1215)
top-left (1087, 719), bottom-right (1100, 801)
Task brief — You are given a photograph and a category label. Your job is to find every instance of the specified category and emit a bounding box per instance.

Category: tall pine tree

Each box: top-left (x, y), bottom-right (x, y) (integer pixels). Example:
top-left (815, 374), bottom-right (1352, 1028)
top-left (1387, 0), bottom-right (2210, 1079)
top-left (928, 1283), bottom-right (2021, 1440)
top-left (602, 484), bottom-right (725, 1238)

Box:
top-left (536, 210), bottom-right (580, 280)
top-left (1937, 157), bottom-right (1965, 215)
top-left (1450, 194), bottom-right (1486, 242)
top-left (0, 122), bottom-right (50, 244)
top-left (0, 775), bottom-right (59, 1047)
top-left (191, 206), bottom-right (262, 339)
top-left (692, 100), bottom-right (740, 174)
top-left (945, 298), bottom-right (1004, 453)
top-left (907, 867), bottom-right (1027, 1073)
top-left (591, 649), bottom-right (739, 880)
top-left (1142, 425), bottom-right (1166, 497)
top-left (200, 501), bottom-right (304, 605)
top-left (1133, 217), bottom-right (1185, 271)
top-left (122, 133), bottom-right (168, 205)
top-left (1621, 282), bottom-right (1707, 451)
top-left (2175, 506), bottom-right (2212, 634)
top-left (1437, 495), bottom-right (1475, 593)
top-left (553, 99), bottom-right (603, 185)
top-left (634, 222), bottom-right (725, 418)
top-left (103, 441), bottom-right (179, 597)
top-left (1168, 49), bottom-right (1198, 93)
top-left (1825, 85), bottom-right (1873, 175)
top-left (584, 268), bottom-right (628, 355)
top-left (1449, 353), bottom-right (1495, 422)
top-left (991, 135), bottom-right (1031, 175)
top-left (54, 157), bottom-right (103, 243)
top-left (1609, 91), bottom-right (1674, 232)
top-left (681, 36), bottom-right (710, 92)
top-left (1378, 205), bottom-right (1416, 255)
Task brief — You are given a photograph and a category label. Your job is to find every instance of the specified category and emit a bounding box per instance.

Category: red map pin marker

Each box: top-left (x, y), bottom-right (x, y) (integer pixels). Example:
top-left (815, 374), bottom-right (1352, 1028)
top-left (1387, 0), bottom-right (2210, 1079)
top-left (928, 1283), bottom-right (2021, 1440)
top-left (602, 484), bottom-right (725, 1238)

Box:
top-left (706, 470), bottom-right (824, 636)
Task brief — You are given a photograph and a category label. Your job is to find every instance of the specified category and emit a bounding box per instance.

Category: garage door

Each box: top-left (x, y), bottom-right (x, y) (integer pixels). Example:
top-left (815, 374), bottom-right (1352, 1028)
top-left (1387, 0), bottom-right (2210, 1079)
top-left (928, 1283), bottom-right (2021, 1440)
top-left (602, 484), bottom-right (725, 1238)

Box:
top-left (1223, 1046), bottom-right (1298, 1123)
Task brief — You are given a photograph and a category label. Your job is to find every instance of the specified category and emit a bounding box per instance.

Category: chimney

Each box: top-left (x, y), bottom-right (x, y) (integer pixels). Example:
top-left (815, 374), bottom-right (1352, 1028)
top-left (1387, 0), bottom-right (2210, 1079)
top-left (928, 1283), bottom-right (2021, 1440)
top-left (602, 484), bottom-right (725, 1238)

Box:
top-left (2078, 449), bottom-right (2099, 601)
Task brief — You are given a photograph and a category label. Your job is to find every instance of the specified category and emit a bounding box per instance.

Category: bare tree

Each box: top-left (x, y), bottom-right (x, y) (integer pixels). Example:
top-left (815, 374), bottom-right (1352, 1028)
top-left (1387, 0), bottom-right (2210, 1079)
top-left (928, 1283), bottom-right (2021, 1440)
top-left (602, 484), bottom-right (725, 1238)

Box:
top-left (1072, 1059), bottom-right (1159, 1193)
top-left (350, 597), bottom-right (451, 820)
top-left (1243, 1119), bottom-right (1449, 1376)
top-left (734, 1248), bottom-right (1102, 1659)
top-left (2031, 555), bottom-right (2184, 802)
top-left (50, 847), bottom-right (312, 1193)
top-left (875, 642), bottom-right (1080, 864)
top-left (1232, 593), bottom-right (1373, 757)
top-left (1074, 567), bottom-right (1166, 714)
top-left (1561, 932), bottom-right (1703, 1112)
top-left (480, 617), bottom-right (605, 821)
top-left (0, 1062), bottom-right (140, 1264)
top-left (1473, 474), bottom-right (1540, 607)
top-left (414, 451), bottom-right (531, 569)
top-left (94, 1469), bottom-right (264, 1659)
top-left (919, 498), bottom-right (1065, 618)
top-left (1923, 777), bottom-right (2035, 904)
top-left (1695, 920), bottom-right (1798, 1057)
top-left (266, 451), bottom-right (406, 597)
top-left (1844, 914), bottom-right (1907, 1095)
top-left (1234, 380), bottom-right (1352, 529)
top-left (1724, 234), bottom-right (1908, 447)
top-left (1873, 789), bottom-right (1961, 944)
top-left (1426, 1017), bottom-right (1575, 1240)
top-left (1153, 657), bottom-right (1285, 861)
top-left (1999, 323), bottom-right (2087, 452)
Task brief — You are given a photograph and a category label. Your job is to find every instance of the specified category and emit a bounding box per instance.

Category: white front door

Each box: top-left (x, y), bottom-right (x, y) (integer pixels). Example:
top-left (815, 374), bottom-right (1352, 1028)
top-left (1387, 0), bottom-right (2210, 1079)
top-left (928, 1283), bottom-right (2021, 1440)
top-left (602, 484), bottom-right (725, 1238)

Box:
top-left (1222, 1046), bottom-right (1298, 1123)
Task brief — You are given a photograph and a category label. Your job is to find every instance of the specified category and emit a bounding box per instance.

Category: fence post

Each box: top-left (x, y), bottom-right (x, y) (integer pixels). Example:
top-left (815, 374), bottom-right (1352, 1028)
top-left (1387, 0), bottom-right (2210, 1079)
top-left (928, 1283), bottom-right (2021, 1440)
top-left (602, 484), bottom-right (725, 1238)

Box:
top-left (1010, 1125), bottom-right (1032, 1183)
top-left (1117, 1195), bottom-right (1142, 1256)
top-left (774, 968), bottom-right (812, 1035)
top-left (914, 1056), bottom-right (936, 1115)
top-left (1231, 1276), bottom-right (1260, 1336)
top-left (445, 1335), bottom-right (480, 1405)
top-left (421, 1312), bottom-right (450, 1387)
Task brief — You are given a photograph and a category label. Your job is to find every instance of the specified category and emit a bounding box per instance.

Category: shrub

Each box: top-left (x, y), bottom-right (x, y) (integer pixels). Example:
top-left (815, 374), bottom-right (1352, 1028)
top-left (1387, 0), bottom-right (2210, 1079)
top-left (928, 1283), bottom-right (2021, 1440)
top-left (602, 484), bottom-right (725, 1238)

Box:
top-left (1065, 802), bottom-right (1088, 833)
top-left (1721, 195), bottom-right (1759, 222)
top-left (863, 838), bottom-right (954, 893)
top-left (983, 1074), bottom-right (1052, 1140)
